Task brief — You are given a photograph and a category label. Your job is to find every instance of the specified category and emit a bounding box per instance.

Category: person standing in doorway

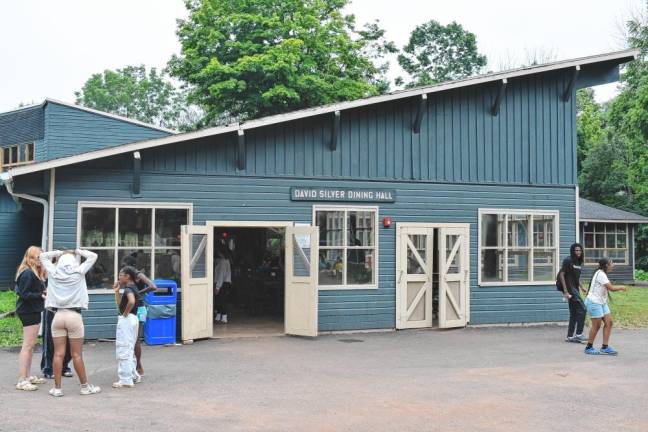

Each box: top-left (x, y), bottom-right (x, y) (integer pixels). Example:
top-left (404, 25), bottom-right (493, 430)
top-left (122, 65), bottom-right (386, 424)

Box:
top-left (558, 243), bottom-right (586, 343)
top-left (120, 255), bottom-right (157, 377)
top-left (584, 258), bottom-right (626, 355)
top-left (14, 246), bottom-right (48, 391)
top-left (112, 266), bottom-right (141, 388)
top-left (214, 242), bottom-right (232, 323)
top-left (40, 249), bottom-right (101, 397)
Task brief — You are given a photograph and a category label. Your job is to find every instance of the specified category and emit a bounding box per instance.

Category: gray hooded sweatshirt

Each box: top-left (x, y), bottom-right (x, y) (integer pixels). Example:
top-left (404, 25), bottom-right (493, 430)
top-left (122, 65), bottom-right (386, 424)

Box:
top-left (40, 249), bottom-right (97, 310)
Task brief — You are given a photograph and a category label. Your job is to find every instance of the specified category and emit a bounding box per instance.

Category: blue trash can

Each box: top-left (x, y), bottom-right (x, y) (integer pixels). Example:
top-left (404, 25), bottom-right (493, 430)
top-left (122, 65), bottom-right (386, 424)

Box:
top-left (143, 280), bottom-right (177, 345)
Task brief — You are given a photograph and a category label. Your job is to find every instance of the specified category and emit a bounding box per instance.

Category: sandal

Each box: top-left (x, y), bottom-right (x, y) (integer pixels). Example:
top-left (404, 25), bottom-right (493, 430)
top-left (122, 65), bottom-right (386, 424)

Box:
top-left (16, 380), bottom-right (38, 391)
top-left (49, 387), bottom-right (64, 397)
top-left (29, 376), bottom-right (47, 385)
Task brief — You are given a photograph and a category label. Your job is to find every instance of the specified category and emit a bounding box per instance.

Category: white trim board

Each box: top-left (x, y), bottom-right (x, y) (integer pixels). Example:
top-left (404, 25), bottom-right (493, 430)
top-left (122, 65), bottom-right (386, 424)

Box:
top-left (580, 219), bottom-right (648, 224)
top-left (477, 208), bottom-right (560, 287)
top-left (2, 49), bottom-right (638, 180)
top-left (312, 204), bottom-right (379, 290)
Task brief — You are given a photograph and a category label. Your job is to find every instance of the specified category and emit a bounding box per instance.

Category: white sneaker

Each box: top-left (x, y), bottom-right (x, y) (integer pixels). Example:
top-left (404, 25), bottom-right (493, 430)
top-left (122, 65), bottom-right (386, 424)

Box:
top-left (134, 373), bottom-right (142, 384)
top-left (215, 313), bottom-right (222, 322)
top-left (112, 381), bottom-right (134, 388)
top-left (80, 384), bottom-right (101, 395)
top-left (16, 380), bottom-right (38, 391)
top-left (221, 314), bottom-right (228, 324)
top-left (49, 387), bottom-right (64, 397)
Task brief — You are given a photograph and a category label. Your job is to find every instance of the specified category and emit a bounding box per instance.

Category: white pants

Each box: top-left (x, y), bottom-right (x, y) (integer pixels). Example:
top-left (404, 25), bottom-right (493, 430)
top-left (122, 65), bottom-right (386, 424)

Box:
top-left (116, 314), bottom-right (139, 384)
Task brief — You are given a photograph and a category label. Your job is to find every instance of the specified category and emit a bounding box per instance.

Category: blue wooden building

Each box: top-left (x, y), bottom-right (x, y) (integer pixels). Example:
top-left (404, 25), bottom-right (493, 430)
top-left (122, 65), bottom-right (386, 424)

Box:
top-left (578, 197), bottom-right (648, 283)
top-left (0, 99), bottom-right (172, 288)
top-left (0, 50), bottom-right (638, 341)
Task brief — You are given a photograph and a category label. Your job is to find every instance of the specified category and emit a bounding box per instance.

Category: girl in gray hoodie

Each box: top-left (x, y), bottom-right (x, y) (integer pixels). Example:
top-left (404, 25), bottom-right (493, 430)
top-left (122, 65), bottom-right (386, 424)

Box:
top-left (40, 249), bottom-right (101, 397)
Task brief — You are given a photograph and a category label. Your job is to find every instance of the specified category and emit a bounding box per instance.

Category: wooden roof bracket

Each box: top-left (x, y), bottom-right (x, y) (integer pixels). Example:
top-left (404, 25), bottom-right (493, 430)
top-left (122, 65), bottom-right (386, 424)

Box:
top-left (237, 129), bottom-right (245, 170)
top-left (562, 65), bottom-right (580, 102)
top-left (330, 110), bottom-right (340, 151)
top-left (132, 151), bottom-right (141, 196)
top-left (491, 78), bottom-right (507, 116)
top-left (412, 94), bottom-right (428, 134)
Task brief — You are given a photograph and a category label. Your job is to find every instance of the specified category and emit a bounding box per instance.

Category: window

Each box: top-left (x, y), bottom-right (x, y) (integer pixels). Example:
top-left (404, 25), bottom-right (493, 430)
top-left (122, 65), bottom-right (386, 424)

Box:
top-left (78, 204), bottom-right (190, 289)
top-left (314, 206), bottom-right (378, 288)
top-left (479, 210), bottom-right (559, 284)
top-left (583, 223), bottom-right (628, 265)
top-left (1, 143), bottom-right (35, 170)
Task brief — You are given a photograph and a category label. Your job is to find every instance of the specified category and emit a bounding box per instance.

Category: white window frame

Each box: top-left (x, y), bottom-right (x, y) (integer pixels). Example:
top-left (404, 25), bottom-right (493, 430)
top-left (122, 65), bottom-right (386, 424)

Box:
top-left (76, 201), bottom-right (193, 290)
top-left (582, 222), bottom-right (629, 265)
top-left (1, 142), bottom-right (35, 170)
top-left (312, 205), bottom-right (379, 290)
top-left (478, 208), bottom-right (560, 286)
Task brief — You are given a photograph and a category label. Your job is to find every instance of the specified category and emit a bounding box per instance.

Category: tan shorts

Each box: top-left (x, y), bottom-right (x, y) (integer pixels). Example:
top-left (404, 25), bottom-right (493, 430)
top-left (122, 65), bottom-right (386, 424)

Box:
top-left (51, 309), bottom-right (85, 339)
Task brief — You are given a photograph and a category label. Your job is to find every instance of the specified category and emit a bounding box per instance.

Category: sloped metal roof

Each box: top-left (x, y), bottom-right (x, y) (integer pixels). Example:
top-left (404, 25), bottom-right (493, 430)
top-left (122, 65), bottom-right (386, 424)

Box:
top-left (579, 198), bottom-right (648, 223)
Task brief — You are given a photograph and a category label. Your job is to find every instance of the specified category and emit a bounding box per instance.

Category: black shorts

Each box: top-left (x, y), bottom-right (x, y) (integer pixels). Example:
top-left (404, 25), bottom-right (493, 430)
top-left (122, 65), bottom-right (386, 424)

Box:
top-left (18, 312), bottom-right (42, 327)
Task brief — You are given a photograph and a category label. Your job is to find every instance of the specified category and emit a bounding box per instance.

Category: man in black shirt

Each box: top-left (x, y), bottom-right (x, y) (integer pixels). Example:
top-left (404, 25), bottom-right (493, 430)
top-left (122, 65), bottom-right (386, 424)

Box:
top-left (559, 243), bottom-right (586, 343)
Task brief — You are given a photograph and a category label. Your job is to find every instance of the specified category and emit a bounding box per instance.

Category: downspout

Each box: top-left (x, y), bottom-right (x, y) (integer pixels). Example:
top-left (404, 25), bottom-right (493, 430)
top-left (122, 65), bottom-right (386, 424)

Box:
top-left (0, 171), bottom-right (49, 249)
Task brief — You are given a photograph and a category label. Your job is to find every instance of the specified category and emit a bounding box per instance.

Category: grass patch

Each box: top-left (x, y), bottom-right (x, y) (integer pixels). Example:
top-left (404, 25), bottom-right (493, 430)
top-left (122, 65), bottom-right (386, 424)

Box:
top-left (0, 290), bottom-right (23, 347)
top-left (608, 286), bottom-right (648, 328)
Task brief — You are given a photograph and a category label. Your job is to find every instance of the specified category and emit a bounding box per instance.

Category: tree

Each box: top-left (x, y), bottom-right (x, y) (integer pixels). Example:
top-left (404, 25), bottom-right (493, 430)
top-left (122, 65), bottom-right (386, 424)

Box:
top-left (576, 88), bottom-right (606, 171)
top-left (168, 0), bottom-right (395, 124)
top-left (578, 11), bottom-right (648, 270)
top-left (396, 20), bottom-right (487, 88)
top-left (75, 65), bottom-right (199, 131)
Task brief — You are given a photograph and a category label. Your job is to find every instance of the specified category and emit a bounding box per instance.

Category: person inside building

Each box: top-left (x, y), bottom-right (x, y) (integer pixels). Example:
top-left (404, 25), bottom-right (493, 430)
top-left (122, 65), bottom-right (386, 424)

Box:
top-left (584, 258), bottom-right (626, 355)
top-left (40, 249), bottom-right (101, 397)
top-left (112, 266), bottom-right (141, 388)
top-left (558, 243), bottom-right (586, 343)
top-left (214, 241), bottom-right (232, 323)
top-left (120, 255), bottom-right (157, 377)
top-left (14, 246), bottom-right (48, 391)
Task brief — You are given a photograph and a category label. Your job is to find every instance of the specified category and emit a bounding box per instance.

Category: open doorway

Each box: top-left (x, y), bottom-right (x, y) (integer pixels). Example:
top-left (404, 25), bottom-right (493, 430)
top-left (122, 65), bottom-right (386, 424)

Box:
top-left (211, 226), bottom-right (286, 337)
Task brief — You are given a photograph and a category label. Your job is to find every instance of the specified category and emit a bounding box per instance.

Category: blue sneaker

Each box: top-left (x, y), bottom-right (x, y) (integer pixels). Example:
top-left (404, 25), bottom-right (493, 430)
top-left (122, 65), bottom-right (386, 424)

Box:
top-left (584, 346), bottom-right (600, 355)
top-left (600, 346), bottom-right (618, 356)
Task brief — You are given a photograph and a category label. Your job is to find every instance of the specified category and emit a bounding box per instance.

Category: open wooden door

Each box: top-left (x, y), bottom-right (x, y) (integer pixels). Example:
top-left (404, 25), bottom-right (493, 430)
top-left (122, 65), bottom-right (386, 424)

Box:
top-left (396, 226), bottom-right (434, 329)
top-left (438, 226), bottom-right (469, 328)
top-left (181, 225), bottom-right (214, 342)
top-left (285, 225), bottom-right (319, 337)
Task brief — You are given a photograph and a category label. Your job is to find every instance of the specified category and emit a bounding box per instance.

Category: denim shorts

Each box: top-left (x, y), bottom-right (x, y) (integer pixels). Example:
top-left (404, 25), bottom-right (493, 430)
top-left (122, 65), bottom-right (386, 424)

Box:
top-left (585, 298), bottom-right (610, 318)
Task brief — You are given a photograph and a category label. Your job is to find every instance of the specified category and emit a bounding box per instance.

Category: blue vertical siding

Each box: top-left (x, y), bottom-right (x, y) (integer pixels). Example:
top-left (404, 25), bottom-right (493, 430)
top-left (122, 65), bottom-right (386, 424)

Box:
top-left (141, 72), bottom-right (576, 186)
top-left (42, 102), bottom-right (170, 160)
top-left (49, 166), bottom-right (576, 337)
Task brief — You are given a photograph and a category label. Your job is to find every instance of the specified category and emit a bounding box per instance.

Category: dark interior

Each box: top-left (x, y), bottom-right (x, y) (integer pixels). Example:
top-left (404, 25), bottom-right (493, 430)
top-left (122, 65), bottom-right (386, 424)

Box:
top-left (213, 227), bottom-right (285, 322)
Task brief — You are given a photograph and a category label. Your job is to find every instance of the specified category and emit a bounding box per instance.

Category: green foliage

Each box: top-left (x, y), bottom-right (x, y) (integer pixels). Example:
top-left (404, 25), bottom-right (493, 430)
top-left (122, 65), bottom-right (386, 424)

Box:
top-left (0, 291), bottom-right (23, 348)
top-left (575, 88), bottom-right (605, 171)
top-left (635, 269), bottom-right (648, 281)
top-left (169, 0), bottom-right (395, 123)
top-left (75, 65), bottom-right (201, 131)
top-left (396, 20), bottom-right (487, 88)
top-left (579, 15), bottom-right (648, 270)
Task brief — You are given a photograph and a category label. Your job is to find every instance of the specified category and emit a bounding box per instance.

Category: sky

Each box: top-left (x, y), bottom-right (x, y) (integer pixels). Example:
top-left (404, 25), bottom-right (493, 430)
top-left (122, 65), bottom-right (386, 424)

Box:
top-left (0, 0), bottom-right (644, 112)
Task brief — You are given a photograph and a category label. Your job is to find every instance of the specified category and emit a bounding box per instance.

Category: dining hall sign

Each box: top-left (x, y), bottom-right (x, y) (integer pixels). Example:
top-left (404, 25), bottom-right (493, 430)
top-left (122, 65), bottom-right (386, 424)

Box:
top-left (290, 187), bottom-right (396, 203)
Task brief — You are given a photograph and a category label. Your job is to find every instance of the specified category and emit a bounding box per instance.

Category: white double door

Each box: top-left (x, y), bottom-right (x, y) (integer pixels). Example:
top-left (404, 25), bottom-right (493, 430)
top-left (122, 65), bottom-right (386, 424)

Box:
top-left (180, 224), bottom-right (319, 342)
top-left (396, 224), bottom-right (470, 329)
